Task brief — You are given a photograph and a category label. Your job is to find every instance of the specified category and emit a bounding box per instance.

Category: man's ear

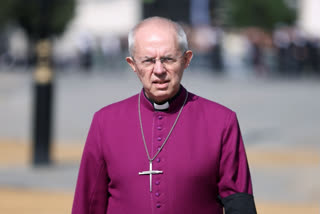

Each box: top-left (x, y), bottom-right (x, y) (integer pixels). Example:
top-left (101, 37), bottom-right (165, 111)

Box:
top-left (126, 57), bottom-right (136, 72)
top-left (183, 50), bottom-right (193, 69)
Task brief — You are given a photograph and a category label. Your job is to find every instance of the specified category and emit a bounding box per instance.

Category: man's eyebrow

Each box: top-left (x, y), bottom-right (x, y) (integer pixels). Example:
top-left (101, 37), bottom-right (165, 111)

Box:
top-left (162, 54), bottom-right (174, 58)
top-left (142, 56), bottom-right (154, 60)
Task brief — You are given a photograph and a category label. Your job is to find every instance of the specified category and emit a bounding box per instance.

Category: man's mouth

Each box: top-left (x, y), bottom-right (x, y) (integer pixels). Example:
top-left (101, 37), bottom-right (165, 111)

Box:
top-left (153, 80), bottom-right (169, 88)
top-left (153, 80), bottom-right (169, 84)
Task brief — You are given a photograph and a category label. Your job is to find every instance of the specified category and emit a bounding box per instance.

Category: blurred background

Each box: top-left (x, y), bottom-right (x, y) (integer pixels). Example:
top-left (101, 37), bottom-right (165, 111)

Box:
top-left (0, 0), bottom-right (319, 213)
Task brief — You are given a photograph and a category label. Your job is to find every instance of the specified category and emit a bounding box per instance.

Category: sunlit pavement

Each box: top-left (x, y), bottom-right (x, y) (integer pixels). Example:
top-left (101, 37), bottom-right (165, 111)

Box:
top-left (0, 66), bottom-right (319, 213)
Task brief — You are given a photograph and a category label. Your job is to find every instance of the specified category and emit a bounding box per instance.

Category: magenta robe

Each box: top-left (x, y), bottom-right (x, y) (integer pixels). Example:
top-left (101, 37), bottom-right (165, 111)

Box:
top-left (72, 86), bottom-right (253, 214)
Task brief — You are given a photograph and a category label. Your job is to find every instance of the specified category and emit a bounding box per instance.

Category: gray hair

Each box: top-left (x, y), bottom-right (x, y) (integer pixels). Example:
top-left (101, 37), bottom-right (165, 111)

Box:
top-left (128, 17), bottom-right (188, 56)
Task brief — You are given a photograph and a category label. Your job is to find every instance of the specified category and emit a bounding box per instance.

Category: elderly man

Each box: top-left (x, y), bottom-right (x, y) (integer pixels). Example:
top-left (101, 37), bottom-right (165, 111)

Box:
top-left (72, 17), bottom-right (257, 214)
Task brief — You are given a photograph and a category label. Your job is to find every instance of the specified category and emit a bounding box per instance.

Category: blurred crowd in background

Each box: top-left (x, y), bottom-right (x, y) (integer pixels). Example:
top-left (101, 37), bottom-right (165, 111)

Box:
top-left (0, 24), bottom-right (319, 77)
top-left (0, 0), bottom-right (319, 78)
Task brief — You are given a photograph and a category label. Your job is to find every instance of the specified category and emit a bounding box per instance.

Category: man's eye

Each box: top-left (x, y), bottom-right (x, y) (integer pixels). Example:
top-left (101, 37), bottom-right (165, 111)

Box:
top-left (162, 58), bottom-right (174, 63)
top-left (143, 59), bottom-right (154, 64)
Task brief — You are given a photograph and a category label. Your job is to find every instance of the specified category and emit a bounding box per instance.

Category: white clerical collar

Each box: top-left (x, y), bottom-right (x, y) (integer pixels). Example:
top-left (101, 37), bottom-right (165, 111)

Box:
top-left (153, 102), bottom-right (169, 110)
top-left (143, 86), bottom-right (183, 111)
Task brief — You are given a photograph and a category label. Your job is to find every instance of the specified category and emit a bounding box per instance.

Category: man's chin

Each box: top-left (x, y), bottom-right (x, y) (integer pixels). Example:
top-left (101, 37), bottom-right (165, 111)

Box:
top-left (150, 90), bottom-right (171, 102)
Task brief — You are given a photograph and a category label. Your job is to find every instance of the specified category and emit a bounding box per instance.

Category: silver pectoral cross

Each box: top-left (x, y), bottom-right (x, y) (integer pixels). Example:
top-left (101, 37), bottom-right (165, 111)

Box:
top-left (139, 161), bottom-right (163, 192)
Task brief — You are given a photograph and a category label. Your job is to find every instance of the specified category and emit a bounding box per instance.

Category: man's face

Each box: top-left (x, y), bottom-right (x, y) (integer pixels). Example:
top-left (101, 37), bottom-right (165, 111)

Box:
top-left (127, 23), bottom-right (192, 103)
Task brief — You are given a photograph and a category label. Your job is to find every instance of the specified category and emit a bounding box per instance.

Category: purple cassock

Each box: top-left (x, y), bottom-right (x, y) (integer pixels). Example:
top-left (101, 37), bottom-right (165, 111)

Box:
top-left (72, 86), bottom-right (256, 214)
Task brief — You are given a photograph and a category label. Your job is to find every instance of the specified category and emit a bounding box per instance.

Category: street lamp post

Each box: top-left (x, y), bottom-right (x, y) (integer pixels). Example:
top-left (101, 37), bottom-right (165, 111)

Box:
top-left (32, 39), bottom-right (53, 165)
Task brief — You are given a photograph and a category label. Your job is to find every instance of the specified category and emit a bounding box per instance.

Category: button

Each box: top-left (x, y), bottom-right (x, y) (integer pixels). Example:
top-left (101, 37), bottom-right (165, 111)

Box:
top-left (156, 203), bottom-right (161, 208)
top-left (155, 192), bottom-right (160, 197)
top-left (157, 137), bottom-right (162, 141)
top-left (155, 181), bottom-right (160, 185)
top-left (158, 115), bottom-right (163, 120)
top-left (156, 158), bottom-right (161, 163)
top-left (157, 126), bottom-right (162, 130)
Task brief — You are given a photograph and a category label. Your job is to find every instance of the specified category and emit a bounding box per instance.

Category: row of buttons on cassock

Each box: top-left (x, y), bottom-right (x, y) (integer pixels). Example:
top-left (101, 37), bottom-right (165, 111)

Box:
top-left (155, 114), bottom-right (163, 208)
top-left (155, 174), bottom-right (161, 208)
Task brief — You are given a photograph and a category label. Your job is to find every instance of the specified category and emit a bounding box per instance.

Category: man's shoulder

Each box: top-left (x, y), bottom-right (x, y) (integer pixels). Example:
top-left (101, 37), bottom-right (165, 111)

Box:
top-left (189, 92), bottom-right (235, 116)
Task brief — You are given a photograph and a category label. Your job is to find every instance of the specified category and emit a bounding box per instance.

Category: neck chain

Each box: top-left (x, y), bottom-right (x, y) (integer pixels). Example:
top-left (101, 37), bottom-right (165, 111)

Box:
top-left (138, 91), bottom-right (188, 192)
top-left (138, 91), bottom-right (188, 161)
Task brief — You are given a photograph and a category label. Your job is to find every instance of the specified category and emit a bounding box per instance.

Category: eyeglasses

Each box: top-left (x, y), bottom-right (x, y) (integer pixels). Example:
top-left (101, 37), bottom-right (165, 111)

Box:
top-left (132, 52), bottom-right (185, 69)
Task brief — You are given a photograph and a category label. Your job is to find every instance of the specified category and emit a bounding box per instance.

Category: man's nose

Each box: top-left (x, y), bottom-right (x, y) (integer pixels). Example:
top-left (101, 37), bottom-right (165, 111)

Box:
top-left (153, 59), bottom-right (166, 75)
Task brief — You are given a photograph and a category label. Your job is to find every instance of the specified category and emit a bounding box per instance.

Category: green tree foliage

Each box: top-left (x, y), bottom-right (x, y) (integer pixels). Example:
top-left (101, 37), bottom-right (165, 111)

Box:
top-left (0, 0), bottom-right (75, 39)
top-left (222, 0), bottom-right (296, 30)
top-left (0, 0), bottom-right (17, 27)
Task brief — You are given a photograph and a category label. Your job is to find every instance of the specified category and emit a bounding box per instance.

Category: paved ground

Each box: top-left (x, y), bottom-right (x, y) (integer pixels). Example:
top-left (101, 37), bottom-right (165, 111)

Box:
top-left (0, 65), bottom-right (319, 213)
